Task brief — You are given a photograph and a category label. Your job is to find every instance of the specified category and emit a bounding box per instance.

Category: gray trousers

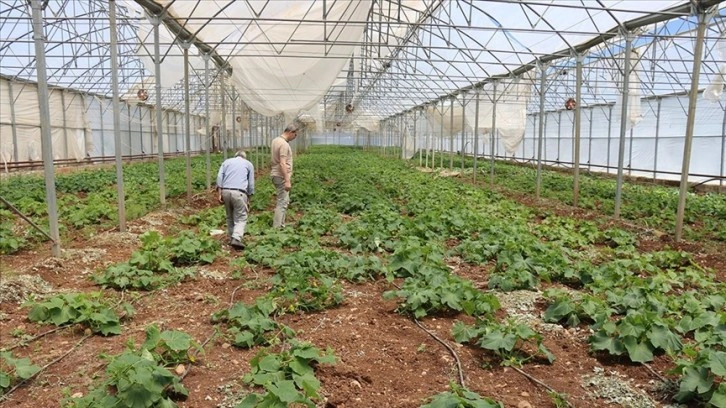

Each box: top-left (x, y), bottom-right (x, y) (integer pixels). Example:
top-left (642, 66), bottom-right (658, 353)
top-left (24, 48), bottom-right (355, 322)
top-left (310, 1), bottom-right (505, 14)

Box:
top-left (222, 190), bottom-right (248, 240)
top-left (271, 176), bottom-right (289, 228)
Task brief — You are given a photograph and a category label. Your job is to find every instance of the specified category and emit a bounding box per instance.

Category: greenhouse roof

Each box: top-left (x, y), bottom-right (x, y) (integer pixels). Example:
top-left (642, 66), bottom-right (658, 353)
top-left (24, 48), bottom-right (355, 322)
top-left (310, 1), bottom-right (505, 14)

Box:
top-left (1, 0), bottom-right (725, 123)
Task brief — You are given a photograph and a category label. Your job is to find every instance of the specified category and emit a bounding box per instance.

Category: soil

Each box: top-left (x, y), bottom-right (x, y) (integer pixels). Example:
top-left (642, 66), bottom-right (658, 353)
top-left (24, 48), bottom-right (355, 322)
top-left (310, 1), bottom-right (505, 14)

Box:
top-left (1, 177), bottom-right (723, 408)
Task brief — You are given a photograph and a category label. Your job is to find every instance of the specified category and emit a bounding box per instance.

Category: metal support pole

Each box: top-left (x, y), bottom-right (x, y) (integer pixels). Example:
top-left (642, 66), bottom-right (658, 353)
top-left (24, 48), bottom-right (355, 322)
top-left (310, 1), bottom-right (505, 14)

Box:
top-left (676, 10), bottom-right (708, 241)
top-left (60, 92), bottom-right (69, 159)
top-left (460, 91), bottom-right (467, 171)
top-left (109, 0), bottom-right (126, 232)
top-left (30, 0), bottom-right (60, 256)
top-left (221, 73), bottom-right (227, 160)
top-left (653, 97), bottom-right (662, 180)
top-left (413, 110), bottom-right (418, 163)
top-left (231, 90), bottom-right (237, 151)
top-left (99, 100), bottom-right (106, 158)
top-left (490, 81), bottom-right (498, 185)
top-left (450, 97), bottom-right (454, 170)
top-left (614, 32), bottom-right (633, 219)
top-left (473, 87), bottom-right (480, 182)
top-left (535, 61), bottom-right (547, 198)
top-left (152, 14), bottom-right (166, 206)
top-left (720, 106), bottom-right (726, 188)
top-left (182, 42), bottom-right (192, 200)
top-left (203, 54), bottom-right (211, 189)
top-left (573, 54), bottom-right (583, 207)
top-left (439, 102), bottom-right (445, 168)
top-left (8, 81), bottom-right (19, 162)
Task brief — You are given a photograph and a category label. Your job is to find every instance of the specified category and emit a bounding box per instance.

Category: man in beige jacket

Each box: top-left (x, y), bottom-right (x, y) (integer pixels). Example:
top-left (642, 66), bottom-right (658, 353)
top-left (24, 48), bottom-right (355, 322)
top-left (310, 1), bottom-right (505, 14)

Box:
top-left (270, 124), bottom-right (298, 228)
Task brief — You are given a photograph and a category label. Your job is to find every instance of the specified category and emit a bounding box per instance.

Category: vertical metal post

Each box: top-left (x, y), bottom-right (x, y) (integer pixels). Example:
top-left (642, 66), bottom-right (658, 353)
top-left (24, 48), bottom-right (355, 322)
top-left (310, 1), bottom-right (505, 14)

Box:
top-left (203, 54), bottom-right (211, 189)
top-left (30, 0), bottom-right (60, 256)
top-left (555, 110), bottom-right (562, 164)
top-left (450, 97), bottom-right (454, 170)
top-left (720, 106), bottom-right (726, 188)
top-left (473, 87), bottom-right (480, 182)
top-left (152, 15), bottom-right (166, 206)
top-left (439, 103), bottom-right (444, 168)
top-left (606, 105), bottom-right (612, 171)
top-left (60, 92), bottom-right (69, 159)
top-left (99, 100), bottom-right (105, 158)
top-left (653, 97), bottom-right (662, 180)
top-left (221, 73), bottom-right (227, 160)
top-left (573, 54), bottom-right (583, 206)
top-left (461, 91), bottom-right (467, 171)
top-left (676, 10), bottom-right (708, 241)
top-left (183, 42), bottom-right (192, 200)
top-left (614, 32), bottom-right (633, 219)
top-left (535, 61), bottom-right (547, 198)
top-left (231, 90), bottom-right (237, 151)
top-left (490, 81), bottom-right (498, 185)
top-left (109, 0), bottom-right (126, 231)
top-left (8, 81), bottom-right (19, 162)
top-left (411, 108), bottom-right (421, 167)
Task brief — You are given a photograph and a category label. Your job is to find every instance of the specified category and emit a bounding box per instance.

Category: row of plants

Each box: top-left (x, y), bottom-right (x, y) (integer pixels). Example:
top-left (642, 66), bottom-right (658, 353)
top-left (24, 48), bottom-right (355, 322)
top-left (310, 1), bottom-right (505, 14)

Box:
top-left (409, 150), bottom-right (726, 241)
top-left (0, 151), bottom-right (271, 254)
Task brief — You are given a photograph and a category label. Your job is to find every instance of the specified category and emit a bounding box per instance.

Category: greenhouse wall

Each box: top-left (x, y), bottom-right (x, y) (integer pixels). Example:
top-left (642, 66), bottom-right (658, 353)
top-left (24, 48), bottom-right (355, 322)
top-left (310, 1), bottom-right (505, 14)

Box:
top-left (0, 76), bottom-right (211, 168)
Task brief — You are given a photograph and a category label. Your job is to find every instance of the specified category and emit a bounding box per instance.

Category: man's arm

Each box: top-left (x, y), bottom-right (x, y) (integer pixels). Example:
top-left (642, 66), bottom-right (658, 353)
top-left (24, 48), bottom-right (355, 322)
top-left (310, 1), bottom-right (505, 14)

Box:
top-left (279, 154), bottom-right (291, 191)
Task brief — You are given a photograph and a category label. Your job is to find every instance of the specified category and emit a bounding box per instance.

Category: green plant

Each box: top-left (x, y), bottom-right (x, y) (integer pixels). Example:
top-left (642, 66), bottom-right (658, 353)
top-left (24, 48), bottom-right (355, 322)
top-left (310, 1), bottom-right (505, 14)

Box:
top-left (542, 289), bottom-right (612, 327)
top-left (63, 349), bottom-right (188, 408)
top-left (140, 325), bottom-right (200, 365)
top-left (0, 351), bottom-right (41, 396)
top-left (269, 270), bottom-right (343, 313)
top-left (239, 341), bottom-right (336, 407)
top-left (672, 346), bottom-right (726, 407)
top-left (383, 271), bottom-right (499, 318)
top-left (166, 230), bottom-right (220, 265)
top-left (420, 382), bottom-right (503, 408)
top-left (453, 318), bottom-right (555, 366)
top-left (588, 310), bottom-right (683, 363)
top-left (26, 292), bottom-right (128, 336)
top-left (211, 298), bottom-right (294, 348)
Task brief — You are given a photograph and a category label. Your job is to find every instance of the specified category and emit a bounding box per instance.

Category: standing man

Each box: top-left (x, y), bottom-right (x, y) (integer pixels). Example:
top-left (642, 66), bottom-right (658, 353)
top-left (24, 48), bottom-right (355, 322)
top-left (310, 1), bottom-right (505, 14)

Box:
top-left (216, 150), bottom-right (255, 248)
top-left (271, 124), bottom-right (298, 228)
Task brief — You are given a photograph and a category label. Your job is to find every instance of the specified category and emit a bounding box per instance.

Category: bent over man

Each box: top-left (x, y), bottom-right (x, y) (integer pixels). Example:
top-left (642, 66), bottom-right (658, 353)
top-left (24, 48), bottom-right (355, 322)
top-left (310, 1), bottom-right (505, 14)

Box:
top-left (216, 150), bottom-right (255, 248)
top-left (270, 124), bottom-right (297, 228)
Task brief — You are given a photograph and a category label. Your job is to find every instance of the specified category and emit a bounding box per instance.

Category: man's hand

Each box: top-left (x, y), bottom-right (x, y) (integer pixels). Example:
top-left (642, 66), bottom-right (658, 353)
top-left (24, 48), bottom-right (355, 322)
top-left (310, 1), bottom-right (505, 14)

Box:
top-left (216, 189), bottom-right (223, 204)
top-left (284, 179), bottom-right (292, 191)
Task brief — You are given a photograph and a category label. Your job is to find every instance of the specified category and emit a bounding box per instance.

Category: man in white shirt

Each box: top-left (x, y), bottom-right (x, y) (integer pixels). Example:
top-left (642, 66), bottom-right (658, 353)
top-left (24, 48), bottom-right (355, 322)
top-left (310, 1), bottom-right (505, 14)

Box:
top-left (270, 124), bottom-right (297, 228)
top-left (216, 150), bottom-right (255, 248)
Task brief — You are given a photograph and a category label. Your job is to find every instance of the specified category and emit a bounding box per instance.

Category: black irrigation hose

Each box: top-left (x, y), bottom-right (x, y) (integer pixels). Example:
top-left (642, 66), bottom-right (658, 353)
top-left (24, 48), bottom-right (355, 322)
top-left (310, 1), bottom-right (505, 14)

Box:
top-left (413, 318), bottom-right (466, 389)
top-left (0, 334), bottom-right (92, 403)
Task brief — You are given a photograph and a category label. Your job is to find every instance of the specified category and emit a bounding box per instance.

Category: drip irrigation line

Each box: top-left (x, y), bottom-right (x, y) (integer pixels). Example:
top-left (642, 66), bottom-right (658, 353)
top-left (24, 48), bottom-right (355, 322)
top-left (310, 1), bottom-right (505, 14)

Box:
top-left (1, 326), bottom-right (65, 352)
top-left (642, 363), bottom-right (668, 383)
top-left (510, 365), bottom-right (572, 407)
top-left (179, 330), bottom-right (218, 382)
top-left (413, 318), bottom-right (466, 389)
top-left (0, 334), bottom-right (92, 403)
top-left (230, 284), bottom-right (244, 307)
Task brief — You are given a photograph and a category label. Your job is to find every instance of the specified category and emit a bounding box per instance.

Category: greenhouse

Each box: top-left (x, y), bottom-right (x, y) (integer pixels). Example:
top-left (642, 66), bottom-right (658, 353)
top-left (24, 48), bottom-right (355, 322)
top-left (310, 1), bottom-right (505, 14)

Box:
top-left (0, 1), bottom-right (724, 407)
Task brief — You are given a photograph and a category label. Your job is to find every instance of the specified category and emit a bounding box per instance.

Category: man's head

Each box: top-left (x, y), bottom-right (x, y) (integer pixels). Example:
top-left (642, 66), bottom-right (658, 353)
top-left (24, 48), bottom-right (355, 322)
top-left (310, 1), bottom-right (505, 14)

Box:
top-left (235, 150), bottom-right (247, 159)
top-left (283, 124), bottom-right (298, 141)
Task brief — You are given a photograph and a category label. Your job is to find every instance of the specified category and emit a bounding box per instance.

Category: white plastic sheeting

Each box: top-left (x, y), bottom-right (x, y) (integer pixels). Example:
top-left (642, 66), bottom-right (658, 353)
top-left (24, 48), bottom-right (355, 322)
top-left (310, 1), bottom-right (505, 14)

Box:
top-left (127, 1), bottom-right (372, 120)
top-left (0, 78), bottom-right (90, 164)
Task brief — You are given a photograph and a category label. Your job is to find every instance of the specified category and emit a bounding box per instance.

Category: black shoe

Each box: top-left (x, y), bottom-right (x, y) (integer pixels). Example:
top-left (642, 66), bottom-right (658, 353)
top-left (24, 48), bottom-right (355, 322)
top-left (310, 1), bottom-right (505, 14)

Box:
top-left (230, 238), bottom-right (244, 249)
